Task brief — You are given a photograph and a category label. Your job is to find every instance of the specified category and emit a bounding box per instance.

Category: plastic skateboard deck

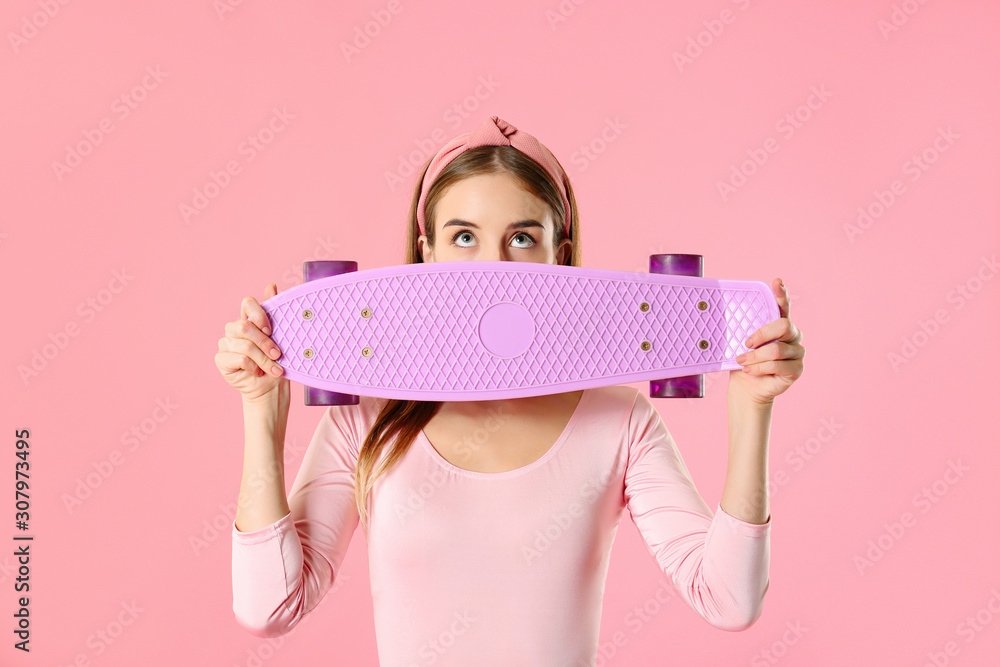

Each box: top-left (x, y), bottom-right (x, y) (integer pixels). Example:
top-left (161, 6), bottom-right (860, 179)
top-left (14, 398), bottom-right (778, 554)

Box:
top-left (260, 258), bottom-right (780, 403)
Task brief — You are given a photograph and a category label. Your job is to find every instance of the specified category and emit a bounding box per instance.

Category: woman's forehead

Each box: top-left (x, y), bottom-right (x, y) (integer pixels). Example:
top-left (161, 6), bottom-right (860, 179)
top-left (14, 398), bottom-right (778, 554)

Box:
top-left (434, 174), bottom-right (554, 230)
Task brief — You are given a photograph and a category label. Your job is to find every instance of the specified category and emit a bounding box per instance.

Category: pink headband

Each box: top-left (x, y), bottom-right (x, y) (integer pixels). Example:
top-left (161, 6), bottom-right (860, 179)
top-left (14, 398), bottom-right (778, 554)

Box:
top-left (416, 115), bottom-right (572, 238)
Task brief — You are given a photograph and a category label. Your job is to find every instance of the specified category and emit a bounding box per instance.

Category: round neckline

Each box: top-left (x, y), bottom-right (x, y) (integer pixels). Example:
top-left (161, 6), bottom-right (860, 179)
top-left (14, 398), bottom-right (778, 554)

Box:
top-left (417, 388), bottom-right (591, 480)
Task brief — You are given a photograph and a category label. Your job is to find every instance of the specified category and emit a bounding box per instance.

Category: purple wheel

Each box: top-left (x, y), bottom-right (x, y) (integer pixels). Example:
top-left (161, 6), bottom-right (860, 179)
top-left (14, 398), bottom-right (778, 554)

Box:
top-left (649, 375), bottom-right (704, 399)
top-left (304, 260), bottom-right (358, 281)
top-left (649, 253), bottom-right (703, 277)
top-left (302, 261), bottom-right (359, 406)
top-left (648, 253), bottom-right (705, 399)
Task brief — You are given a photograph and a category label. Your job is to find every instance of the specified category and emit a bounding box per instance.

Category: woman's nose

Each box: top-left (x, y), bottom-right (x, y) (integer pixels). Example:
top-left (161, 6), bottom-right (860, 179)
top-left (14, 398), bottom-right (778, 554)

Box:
top-left (476, 245), bottom-right (507, 262)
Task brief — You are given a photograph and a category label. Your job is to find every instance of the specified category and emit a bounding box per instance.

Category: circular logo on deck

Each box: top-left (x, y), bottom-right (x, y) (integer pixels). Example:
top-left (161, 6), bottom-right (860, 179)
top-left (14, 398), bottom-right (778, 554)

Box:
top-left (477, 302), bottom-right (535, 358)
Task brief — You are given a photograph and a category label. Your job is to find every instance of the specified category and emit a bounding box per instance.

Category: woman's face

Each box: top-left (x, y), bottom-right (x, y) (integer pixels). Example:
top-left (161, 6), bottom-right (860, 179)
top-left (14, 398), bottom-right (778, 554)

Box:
top-left (418, 172), bottom-right (572, 265)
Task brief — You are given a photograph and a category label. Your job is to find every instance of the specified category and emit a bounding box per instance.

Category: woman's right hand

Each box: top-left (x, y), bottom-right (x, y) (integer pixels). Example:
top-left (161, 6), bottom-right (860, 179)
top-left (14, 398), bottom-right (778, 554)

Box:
top-left (215, 283), bottom-right (288, 403)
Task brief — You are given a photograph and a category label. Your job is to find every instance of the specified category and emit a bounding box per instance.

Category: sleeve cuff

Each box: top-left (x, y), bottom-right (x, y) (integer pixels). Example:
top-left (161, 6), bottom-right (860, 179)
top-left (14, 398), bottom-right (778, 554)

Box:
top-left (232, 511), bottom-right (294, 545)
top-left (716, 502), bottom-right (771, 538)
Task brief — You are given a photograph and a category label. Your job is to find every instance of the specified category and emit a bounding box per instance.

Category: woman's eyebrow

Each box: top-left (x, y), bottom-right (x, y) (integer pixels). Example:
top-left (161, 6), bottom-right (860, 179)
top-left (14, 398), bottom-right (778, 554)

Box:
top-left (441, 219), bottom-right (545, 230)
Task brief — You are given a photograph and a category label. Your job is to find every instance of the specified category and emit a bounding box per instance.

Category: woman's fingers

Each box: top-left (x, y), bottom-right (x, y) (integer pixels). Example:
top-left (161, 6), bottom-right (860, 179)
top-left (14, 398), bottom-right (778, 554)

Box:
top-left (737, 340), bottom-right (804, 366)
top-left (221, 334), bottom-right (283, 376)
top-left (241, 288), bottom-right (275, 337)
top-left (225, 313), bottom-right (282, 362)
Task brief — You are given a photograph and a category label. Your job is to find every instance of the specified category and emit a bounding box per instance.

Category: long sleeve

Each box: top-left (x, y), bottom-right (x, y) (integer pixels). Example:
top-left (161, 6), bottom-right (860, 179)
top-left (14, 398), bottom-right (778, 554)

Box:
top-left (231, 399), bottom-right (370, 637)
top-left (623, 391), bottom-right (770, 631)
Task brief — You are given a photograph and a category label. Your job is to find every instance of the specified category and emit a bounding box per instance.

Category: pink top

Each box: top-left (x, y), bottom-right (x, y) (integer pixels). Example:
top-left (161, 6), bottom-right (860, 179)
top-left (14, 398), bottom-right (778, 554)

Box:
top-left (231, 385), bottom-right (771, 665)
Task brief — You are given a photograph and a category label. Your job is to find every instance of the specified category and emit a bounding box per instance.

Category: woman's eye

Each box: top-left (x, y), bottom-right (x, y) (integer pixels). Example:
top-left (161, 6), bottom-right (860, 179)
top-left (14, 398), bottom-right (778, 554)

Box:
top-left (451, 231), bottom-right (475, 247)
top-left (449, 231), bottom-right (537, 248)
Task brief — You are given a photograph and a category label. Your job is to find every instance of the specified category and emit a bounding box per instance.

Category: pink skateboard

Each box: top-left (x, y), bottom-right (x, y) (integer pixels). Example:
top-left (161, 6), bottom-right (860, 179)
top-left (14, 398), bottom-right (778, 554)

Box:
top-left (260, 255), bottom-right (780, 404)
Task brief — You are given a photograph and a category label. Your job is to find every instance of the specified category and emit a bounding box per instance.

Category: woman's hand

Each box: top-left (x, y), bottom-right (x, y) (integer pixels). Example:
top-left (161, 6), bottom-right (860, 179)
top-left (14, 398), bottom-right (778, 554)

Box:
top-left (215, 283), bottom-right (288, 403)
top-left (730, 278), bottom-right (805, 405)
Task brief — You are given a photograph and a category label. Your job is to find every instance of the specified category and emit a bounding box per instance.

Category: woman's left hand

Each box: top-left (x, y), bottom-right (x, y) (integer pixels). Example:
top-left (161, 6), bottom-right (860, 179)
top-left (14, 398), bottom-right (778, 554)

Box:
top-left (731, 278), bottom-right (805, 405)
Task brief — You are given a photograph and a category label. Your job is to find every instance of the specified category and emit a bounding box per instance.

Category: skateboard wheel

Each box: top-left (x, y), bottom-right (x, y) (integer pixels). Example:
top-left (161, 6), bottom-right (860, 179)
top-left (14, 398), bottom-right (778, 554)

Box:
top-left (648, 253), bottom-right (703, 277)
top-left (303, 260), bottom-right (358, 281)
top-left (650, 375), bottom-right (705, 399)
top-left (649, 254), bottom-right (705, 398)
top-left (302, 260), bottom-right (360, 406)
top-left (305, 386), bottom-right (359, 406)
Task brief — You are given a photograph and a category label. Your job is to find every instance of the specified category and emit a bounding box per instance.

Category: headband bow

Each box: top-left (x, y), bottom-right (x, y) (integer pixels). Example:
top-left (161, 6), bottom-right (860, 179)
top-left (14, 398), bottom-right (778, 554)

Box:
top-left (416, 115), bottom-right (572, 238)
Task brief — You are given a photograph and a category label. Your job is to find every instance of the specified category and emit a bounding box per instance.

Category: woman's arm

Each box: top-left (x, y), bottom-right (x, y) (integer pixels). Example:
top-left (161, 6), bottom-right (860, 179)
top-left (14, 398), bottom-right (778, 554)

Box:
top-left (623, 390), bottom-right (771, 631)
top-left (235, 385), bottom-right (292, 532)
top-left (231, 399), bottom-right (366, 637)
top-left (720, 388), bottom-right (772, 525)
top-left (722, 277), bottom-right (805, 524)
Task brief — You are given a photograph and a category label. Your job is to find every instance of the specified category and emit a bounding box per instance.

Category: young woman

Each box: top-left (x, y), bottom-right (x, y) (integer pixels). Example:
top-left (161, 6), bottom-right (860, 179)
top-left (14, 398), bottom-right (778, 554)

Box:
top-left (218, 115), bottom-right (805, 666)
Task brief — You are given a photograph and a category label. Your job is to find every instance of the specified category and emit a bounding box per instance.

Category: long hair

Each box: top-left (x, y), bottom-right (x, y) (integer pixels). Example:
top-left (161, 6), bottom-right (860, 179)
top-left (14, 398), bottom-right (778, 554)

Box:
top-left (353, 143), bottom-right (582, 530)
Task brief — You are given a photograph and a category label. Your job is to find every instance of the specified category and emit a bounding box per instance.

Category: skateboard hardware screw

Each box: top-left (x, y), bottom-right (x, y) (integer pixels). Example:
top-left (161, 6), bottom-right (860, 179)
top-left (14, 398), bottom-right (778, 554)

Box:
top-left (304, 347), bottom-right (314, 358)
top-left (640, 340), bottom-right (651, 351)
top-left (302, 309), bottom-right (314, 320)
top-left (697, 300), bottom-right (708, 311)
top-left (698, 339), bottom-right (709, 350)
top-left (639, 302), bottom-right (650, 312)
top-left (362, 346), bottom-right (372, 357)
top-left (361, 307), bottom-right (372, 318)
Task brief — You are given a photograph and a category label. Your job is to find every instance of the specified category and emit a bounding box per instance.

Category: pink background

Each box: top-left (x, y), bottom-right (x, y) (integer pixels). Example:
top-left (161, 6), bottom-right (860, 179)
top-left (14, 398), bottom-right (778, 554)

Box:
top-left (3, 0), bottom-right (998, 665)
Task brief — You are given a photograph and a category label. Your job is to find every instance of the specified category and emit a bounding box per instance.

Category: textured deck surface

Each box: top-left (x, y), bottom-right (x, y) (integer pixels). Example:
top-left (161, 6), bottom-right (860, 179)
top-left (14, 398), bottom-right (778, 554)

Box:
top-left (261, 262), bottom-right (777, 399)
